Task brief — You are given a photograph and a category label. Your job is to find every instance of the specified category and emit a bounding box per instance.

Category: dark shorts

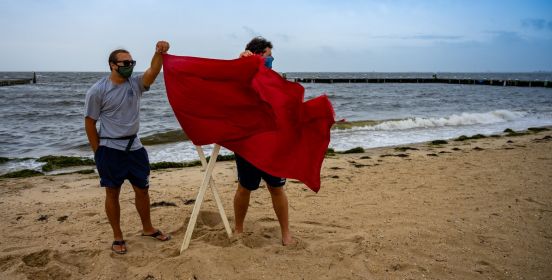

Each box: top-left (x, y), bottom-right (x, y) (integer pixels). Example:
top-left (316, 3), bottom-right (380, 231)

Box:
top-left (94, 146), bottom-right (150, 189)
top-left (235, 154), bottom-right (286, 191)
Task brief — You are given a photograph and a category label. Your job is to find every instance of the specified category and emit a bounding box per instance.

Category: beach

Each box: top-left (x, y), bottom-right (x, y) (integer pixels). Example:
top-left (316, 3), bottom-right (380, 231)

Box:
top-left (1, 130), bottom-right (551, 279)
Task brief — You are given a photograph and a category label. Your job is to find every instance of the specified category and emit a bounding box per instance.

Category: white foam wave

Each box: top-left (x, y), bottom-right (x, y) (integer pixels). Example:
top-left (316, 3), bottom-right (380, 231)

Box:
top-left (364, 110), bottom-right (526, 131)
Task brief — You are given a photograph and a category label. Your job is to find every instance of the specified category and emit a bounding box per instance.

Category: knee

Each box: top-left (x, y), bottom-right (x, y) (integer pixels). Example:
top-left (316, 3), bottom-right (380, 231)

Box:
top-left (133, 186), bottom-right (149, 197)
top-left (105, 188), bottom-right (121, 199)
top-left (267, 186), bottom-right (285, 196)
top-left (236, 184), bottom-right (251, 196)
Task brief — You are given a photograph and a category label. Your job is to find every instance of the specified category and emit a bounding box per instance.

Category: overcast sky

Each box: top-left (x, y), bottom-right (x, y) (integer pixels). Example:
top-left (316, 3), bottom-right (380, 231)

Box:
top-left (1, 0), bottom-right (551, 72)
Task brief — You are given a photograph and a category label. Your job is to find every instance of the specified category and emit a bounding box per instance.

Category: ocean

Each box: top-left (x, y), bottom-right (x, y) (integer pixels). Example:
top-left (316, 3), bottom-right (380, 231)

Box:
top-left (1, 71), bottom-right (551, 175)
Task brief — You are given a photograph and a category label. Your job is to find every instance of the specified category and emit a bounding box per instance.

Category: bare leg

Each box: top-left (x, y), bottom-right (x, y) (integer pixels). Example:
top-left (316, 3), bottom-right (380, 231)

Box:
top-left (132, 185), bottom-right (155, 233)
top-left (233, 184), bottom-right (251, 234)
top-left (105, 187), bottom-right (125, 252)
top-left (267, 185), bottom-right (293, 245)
top-left (133, 185), bottom-right (170, 241)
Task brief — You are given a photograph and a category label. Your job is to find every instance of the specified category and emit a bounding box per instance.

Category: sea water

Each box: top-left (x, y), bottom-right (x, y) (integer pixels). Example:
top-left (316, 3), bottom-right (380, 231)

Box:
top-left (1, 72), bottom-right (551, 174)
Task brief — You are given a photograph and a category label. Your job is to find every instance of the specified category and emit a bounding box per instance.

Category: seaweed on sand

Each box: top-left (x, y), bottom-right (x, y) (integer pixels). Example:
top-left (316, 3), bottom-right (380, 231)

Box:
top-left (0, 169), bottom-right (44, 179)
top-left (38, 156), bottom-right (95, 172)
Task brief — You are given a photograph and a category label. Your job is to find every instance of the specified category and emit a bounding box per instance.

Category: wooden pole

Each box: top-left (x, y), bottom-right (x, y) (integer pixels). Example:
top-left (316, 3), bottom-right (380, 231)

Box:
top-left (195, 146), bottom-right (232, 238)
top-left (180, 144), bottom-right (226, 253)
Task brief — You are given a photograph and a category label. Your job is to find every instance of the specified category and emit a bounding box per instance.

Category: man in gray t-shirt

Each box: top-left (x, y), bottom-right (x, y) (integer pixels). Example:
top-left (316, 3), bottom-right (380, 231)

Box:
top-left (84, 41), bottom-right (171, 254)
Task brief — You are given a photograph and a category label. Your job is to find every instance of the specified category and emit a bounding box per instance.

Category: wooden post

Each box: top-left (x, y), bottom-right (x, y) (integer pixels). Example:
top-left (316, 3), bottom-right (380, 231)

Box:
top-left (180, 144), bottom-right (229, 253)
top-left (195, 146), bottom-right (232, 238)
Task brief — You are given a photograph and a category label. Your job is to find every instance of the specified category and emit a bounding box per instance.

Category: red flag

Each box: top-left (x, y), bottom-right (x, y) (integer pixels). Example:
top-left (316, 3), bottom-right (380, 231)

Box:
top-left (163, 54), bottom-right (335, 192)
top-left (163, 55), bottom-right (277, 145)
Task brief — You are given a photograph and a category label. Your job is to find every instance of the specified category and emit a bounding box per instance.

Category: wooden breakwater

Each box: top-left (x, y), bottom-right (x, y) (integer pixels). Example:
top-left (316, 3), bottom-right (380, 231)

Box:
top-left (290, 77), bottom-right (551, 88)
top-left (0, 78), bottom-right (33, 87)
top-left (0, 72), bottom-right (36, 87)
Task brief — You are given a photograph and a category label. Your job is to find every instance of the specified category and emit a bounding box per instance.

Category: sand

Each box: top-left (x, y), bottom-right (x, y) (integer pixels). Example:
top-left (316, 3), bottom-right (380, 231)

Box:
top-left (1, 131), bottom-right (551, 279)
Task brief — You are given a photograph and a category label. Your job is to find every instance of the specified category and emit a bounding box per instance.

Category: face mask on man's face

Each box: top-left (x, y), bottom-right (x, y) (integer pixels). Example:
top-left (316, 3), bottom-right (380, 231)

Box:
top-left (117, 65), bottom-right (134, 78)
top-left (264, 56), bottom-right (274, 69)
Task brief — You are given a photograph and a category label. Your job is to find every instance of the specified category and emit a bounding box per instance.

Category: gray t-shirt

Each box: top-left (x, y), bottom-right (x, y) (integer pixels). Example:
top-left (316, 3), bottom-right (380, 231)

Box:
top-left (84, 74), bottom-right (149, 151)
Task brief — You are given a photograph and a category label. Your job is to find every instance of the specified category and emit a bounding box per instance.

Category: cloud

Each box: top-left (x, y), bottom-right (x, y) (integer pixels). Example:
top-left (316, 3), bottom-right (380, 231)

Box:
top-left (406, 35), bottom-right (463, 40)
top-left (521, 18), bottom-right (552, 31)
top-left (485, 31), bottom-right (524, 42)
top-left (372, 34), bottom-right (463, 40)
top-left (242, 26), bottom-right (261, 38)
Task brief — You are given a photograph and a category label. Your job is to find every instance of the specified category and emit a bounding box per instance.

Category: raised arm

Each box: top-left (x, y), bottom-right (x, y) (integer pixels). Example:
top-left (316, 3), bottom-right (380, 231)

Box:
top-left (142, 41), bottom-right (170, 87)
top-left (239, 50), bottom-right (254, 58)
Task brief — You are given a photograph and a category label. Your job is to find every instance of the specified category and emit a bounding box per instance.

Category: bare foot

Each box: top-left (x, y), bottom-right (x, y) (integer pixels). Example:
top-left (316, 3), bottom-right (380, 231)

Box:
top-left (234, 227), bottom-right (244, 235)
top-left (282, 234), bottom-right (294, 246)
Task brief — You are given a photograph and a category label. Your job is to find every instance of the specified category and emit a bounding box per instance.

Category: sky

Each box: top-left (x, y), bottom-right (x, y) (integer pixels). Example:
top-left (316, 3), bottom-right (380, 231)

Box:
top-left (1, 0), bottom-right (551, 72)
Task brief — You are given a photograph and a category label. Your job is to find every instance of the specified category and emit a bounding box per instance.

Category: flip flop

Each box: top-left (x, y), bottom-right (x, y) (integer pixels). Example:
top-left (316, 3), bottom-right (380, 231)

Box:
top-left (111, 240), bottom-right (127, 254)
top-left (142, 229), bottom-right (171, 241)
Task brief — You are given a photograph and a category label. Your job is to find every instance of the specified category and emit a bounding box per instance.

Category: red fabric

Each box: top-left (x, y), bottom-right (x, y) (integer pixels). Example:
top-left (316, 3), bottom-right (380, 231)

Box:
top-left (163, 54), bottom-right (335, 192)
top-left (163, 55), bottom-right (277, 145)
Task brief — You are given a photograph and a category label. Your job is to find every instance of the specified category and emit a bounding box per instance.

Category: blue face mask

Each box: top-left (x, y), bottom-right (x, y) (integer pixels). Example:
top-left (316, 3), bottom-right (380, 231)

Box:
top-left (264, 56), bottom-right (274, 69)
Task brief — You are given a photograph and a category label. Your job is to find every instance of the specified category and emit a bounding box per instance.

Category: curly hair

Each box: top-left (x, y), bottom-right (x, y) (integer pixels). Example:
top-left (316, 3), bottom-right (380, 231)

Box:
top-left (245, 37), bottom-right (273, 54)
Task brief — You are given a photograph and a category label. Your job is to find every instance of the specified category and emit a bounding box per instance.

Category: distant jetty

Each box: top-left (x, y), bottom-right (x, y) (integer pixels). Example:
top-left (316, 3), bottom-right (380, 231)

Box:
top-left (289, 77), bottom-right (551, 88)
top-left (2, 73), bottom-right (550, 88)
top-left (0, 72), bottom-right (36, 87)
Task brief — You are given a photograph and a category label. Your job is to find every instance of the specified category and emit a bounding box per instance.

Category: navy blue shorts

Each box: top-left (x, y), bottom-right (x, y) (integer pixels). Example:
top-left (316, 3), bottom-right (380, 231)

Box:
top-left (235, 154), bottom-right (286, 191)
top-left (94, 146), bottom-right (150, 189)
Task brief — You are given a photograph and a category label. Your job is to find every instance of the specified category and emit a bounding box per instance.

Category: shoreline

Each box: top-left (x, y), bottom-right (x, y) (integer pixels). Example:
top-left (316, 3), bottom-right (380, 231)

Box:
top-left (2, 107), bottom-right (550, 163)
top-left (1, 128), bottom-right (551, 279)
top-left (1, 126), bottom-right (549, 178)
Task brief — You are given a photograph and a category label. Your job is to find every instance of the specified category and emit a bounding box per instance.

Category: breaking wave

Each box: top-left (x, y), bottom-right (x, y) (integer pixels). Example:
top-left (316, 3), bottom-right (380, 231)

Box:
top-left (360, 110), bottom-right (526, 131)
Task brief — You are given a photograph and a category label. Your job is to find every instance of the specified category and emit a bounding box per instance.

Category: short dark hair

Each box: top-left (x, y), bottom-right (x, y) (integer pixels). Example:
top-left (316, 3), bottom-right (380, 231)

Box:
top-left (245, 37), bottom-right (273, 54)
top-left (108, 49), bottom-right (129, 69)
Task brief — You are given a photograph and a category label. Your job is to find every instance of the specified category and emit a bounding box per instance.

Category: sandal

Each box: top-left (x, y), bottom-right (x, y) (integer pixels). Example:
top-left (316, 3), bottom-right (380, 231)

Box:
top-left (111, 240), bottom-right (127, 254)
top-left (142, 229), bottom-right (171, 241)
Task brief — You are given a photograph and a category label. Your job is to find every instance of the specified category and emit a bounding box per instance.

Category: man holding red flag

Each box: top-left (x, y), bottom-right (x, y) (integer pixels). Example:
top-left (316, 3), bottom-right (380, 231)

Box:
top-left (163, 36), bottom-right (335, 247)
top-left (233, 37), bottom-right (293, 246)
